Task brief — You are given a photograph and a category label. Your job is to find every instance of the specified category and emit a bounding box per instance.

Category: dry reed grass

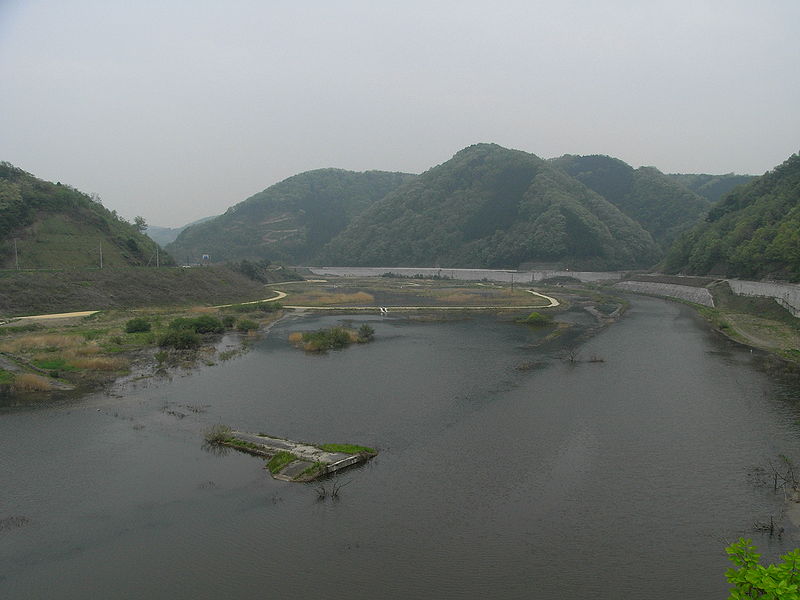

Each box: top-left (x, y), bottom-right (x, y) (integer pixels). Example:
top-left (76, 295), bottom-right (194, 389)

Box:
top-left (12, 373), bottom-right (52, 391)
top-left (312, 292), bottom-right (375, 305)
top-left (437, 292), bottom-right (478, 304)
top-left (288, 332), bottom-right (304, 345)
top-left (188, 306), bottom-right (216, 314)
top-left (0, 334), bottom-right (84, 353)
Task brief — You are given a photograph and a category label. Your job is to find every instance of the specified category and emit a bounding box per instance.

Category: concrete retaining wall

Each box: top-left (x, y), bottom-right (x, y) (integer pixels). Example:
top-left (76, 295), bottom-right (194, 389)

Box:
top-left (614, 281), bottom-right (715, 307)
top-left (726, 280), bottom-right (800, 317)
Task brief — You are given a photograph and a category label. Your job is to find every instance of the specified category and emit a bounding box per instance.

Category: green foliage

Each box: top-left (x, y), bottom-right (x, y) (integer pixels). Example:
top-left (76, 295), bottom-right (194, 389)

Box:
top-left (0, 323), bottom-right (44, 335)
top-left (227, 301), bottom-right (281, 313)
top-left (32, 358), bottom-right (77, 371)
top-left (267, 451), bottom-right (297, 474)
top-left (0, 368), bottom-right (16, 384)
top-left (158, 329), bottom-right (201, 349)
top-left (667, 172), bottom-right (754, 203)
top-left (191, 315), bottom-right (224, 334)
top-left (221, 315), bottom-right (236, 328)
top-left (518, 311), bottom-right (554, 326)
top-left (166, 169), bottom-right (413, 264)
top-left (725, 538), bottom-right (800, 599)
top-left (168, 315), bottom-right (223, 334)
top-left (319, 443), bottom-right (375, 454)
top-left (124, 317), bottom-right (151, 333)
top-left (0, 162), bottom-right (174, 269)
top-left (236, 319), bottom-right (258, 332)
top-left (357, 323), bottom-right (375, 342)
top-left (204, 423), bottom-right (232, 444)
top-left (552, 154), bottom-right (712, 249)
top-left (302, 326), bottom-right (353, 351)
top-left (319, 144), bottom-right (659, 269)
top-left (665, 154), bottom-right (800, 281)
top-left (227, 258), bottom-right (273, 282)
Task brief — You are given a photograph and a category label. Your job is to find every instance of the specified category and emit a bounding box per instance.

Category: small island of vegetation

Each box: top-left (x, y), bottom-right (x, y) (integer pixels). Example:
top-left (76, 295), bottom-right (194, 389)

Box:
top-left (288, 323), bottom-right (375, 352)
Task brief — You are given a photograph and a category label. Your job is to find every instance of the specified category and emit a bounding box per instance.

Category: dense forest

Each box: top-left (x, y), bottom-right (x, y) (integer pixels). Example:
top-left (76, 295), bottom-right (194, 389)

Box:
top-left (167, 144), bottom-right (760, 271)
top-left (664, 153), bottom-right (800, 281)
top-left (550, 154), bottom-right (712, 249)
top-left (318, 144), bottom-right (660, 269)
top-left (0, 162), bottom-right (169, 269)
top-left (665, 172), bottom-right (754, 204)
top-left (166, 169), bottom-right (413, 264)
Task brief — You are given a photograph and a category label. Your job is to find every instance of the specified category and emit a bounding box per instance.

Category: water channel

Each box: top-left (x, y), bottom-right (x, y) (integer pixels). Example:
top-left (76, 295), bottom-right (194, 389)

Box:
top-left (2, 296), bottom-right (799, 598)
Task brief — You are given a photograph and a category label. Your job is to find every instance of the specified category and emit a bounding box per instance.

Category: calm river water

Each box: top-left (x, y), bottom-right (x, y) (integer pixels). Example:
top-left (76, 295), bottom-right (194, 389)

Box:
top-left (2, 296), bottom-right (800, 599)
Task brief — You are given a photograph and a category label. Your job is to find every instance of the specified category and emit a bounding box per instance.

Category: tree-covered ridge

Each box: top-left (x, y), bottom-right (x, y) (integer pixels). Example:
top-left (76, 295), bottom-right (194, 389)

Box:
top-left (665, 172), bottom-right (754, 204)
top-left (0, 162), bottom-right (169, 269)
top-left (166, 168), bottom-right (414, 264)
top-left (551, 154), bottom-right (711, 249)
top-left (318, 144), bottom-right (659, 269)
top-left (664, 153), bottom-right (800, 281)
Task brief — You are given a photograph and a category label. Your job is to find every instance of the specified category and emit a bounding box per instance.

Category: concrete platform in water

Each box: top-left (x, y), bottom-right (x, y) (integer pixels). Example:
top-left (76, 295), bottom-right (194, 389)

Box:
top-left (223, 431), bottom-right (376, 482)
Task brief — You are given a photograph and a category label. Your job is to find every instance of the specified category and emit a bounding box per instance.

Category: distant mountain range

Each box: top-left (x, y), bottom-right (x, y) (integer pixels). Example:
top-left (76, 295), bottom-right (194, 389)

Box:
top-left (146, 216), bottom-right (217, 247)
top-left (10, 143), bottom-right (791, 278)
top-left (0, 162), bottom-right (169, 269)
top-left (166, 143), bottom-right (753, 271)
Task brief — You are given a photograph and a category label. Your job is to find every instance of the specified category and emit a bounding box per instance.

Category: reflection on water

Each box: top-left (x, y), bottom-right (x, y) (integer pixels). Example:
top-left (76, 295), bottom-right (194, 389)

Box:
top-left (1, 296), bottom-right (799, 599)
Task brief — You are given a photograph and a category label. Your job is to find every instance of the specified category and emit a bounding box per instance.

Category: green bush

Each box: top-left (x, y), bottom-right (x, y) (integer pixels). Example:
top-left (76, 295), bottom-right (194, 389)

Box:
top-left (519, 311), bottom-right (553, 326)
top-left (357, 323), bottom-right (375, 342)
top-left (158, 329), bottom-right (201, 349)
top-left (168, 317), bottom-right (194, 330)
top-left (221, 315), bottom-right (236, 328)
top-left (191, 315), bottom-right (224, 334)
top-left (725, 538), bottom-right (800, 598)
top-left (236, 319), bottom-right (259, 332)
top-left (168, 315), bottom-right (223, 334)
top-left (125, 317), bottom-right (151, 333)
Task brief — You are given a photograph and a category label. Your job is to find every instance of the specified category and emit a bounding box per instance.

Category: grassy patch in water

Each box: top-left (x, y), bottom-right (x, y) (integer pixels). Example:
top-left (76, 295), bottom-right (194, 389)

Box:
top-left (319, 443), bottom-right (375, 454)
top-left (0, 369), bottom-right (14, 384)
top-left (267, 451), bottom-right (298, 474)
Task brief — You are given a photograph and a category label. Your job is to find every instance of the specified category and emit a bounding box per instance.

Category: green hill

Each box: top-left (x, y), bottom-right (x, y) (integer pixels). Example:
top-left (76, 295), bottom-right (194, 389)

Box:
top-left (318, 144), bottom-right (660, 269)
top-left (663, 153), bottom-right (800, 281)
top-left (551, 154), bottom-right (712, 249)
top-left (665, 172), bottom-right (754, 204)
top-left (166, 169), bottom-right (414, 264)
top-left (0, 162), bottom-right (170, 269)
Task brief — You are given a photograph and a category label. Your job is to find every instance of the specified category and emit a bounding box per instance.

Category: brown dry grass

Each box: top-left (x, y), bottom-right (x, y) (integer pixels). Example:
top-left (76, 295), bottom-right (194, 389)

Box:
top-left (288, 332), bottom-right (304, 345)
top-left (12, 373), bottom-right (52, 391)
top-left (188, 306), bottom-right (216, 314)
top-left (0, 334), bottom-right (84, 353)
top-left (437, 292), bottom-right (479, 304)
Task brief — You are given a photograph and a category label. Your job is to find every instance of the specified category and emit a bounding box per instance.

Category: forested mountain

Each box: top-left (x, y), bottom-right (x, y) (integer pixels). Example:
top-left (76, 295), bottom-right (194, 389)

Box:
top-left (0, 162), bottom-right (169, 269)
top-left (318, 144), bottom-right (660, 269)
top-left (551, 154), bottom-right (712, 249)
top-left (166, 169), bottom-right (414, 264)
top-left (665, 172), bottom-right (754, 204)
top-left (664, 153), bottom-right (800, 281)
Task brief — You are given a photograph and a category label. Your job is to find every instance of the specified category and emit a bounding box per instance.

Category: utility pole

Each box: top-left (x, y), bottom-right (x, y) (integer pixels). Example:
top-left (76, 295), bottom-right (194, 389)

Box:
top-left (99, 242), bottom-right (103, 269)
top-left (156, 245), bottom-right (159, 268)
top-left (13, 238), bottom-right (19, 270)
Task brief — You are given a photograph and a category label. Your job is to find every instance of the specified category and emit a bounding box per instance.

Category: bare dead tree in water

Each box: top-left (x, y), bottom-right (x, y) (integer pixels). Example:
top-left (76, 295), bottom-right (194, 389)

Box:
top-left (315, 479), bottom-right (352, 501)
top-left (768, 455), bottom-right (799, 496)
top-left (561, 348), bottom-right (580, 363)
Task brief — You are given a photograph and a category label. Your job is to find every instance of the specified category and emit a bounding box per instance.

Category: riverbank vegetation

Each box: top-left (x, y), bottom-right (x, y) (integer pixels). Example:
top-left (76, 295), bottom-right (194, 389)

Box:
top-left (288, 324), bottom-right (374, 352)
top-left (0, 299), bottom-right (286, 395)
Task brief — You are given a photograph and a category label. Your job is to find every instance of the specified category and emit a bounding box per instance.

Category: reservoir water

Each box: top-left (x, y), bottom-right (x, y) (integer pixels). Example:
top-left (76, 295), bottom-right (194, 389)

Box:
top-left (2, 296), bottom-right (799, 599)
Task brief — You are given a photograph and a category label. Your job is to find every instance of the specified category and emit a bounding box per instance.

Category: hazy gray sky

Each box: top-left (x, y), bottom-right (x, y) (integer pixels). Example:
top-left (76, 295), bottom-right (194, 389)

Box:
top-left (1, 1), bottom-right (798, 227)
